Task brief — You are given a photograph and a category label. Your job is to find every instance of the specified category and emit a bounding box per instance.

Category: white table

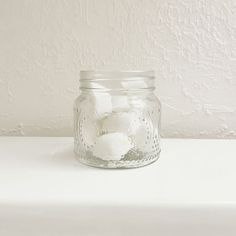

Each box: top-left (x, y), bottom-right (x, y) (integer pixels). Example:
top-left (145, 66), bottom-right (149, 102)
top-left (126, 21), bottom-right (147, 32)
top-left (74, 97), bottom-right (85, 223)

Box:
top-left (0, 137), bottom-right (236, 236)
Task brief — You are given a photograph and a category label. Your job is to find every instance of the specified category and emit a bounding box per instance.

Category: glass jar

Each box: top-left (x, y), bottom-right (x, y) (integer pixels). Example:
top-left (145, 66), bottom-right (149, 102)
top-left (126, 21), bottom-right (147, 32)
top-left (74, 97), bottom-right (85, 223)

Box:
top-left (74, 71), bottom-right (161, 168)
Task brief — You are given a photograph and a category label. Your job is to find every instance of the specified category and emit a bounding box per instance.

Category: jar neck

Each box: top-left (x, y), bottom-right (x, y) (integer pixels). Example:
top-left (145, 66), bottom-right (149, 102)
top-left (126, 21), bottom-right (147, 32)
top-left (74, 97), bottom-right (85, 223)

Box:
top-left (79, 71), bottom-right (155, 92)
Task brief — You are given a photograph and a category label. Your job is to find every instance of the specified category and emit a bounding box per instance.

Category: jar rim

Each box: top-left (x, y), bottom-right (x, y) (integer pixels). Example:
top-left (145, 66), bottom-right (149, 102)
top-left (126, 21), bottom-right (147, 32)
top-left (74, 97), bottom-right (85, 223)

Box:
top-left (80, 70), bottom-right (155, 80)
top-left (79, 70), bottom-right (155, 91)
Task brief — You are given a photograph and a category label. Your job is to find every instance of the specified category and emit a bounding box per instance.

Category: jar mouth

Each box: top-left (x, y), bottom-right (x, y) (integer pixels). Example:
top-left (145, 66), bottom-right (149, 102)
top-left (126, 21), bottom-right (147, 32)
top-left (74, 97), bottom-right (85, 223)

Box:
top-left (80, 70), bottom-right (155, 91)
top-left (80, 70), bottom-right (155, 80)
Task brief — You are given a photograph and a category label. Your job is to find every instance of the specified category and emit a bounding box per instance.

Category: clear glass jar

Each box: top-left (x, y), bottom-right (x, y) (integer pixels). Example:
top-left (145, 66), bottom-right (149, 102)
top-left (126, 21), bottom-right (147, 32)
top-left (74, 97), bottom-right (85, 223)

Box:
top-left (74, 71), bottom-right (161, 168)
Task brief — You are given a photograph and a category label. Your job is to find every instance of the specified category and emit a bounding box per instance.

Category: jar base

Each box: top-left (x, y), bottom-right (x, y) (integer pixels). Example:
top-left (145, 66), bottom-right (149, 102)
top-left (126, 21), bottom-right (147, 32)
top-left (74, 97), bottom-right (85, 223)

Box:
top-left (74, 150), bottom-right (161, 169)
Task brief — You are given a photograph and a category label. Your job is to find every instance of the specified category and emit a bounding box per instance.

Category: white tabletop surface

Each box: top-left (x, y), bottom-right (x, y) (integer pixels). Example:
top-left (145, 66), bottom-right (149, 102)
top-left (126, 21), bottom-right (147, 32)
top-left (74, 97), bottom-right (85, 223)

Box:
top-left (0, 137), bottom-right (236, 236)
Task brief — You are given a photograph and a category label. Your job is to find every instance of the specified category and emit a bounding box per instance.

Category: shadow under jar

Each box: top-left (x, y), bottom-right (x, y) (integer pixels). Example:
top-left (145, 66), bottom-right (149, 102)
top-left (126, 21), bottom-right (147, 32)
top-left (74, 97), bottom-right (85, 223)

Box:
top-left (74, 71), bottom-right (161, 169)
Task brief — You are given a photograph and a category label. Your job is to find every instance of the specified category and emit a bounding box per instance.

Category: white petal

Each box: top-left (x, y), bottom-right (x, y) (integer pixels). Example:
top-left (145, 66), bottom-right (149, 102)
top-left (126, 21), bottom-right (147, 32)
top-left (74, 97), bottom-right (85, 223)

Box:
top-left (81, 119), bottom-right (98, 147)
top-left (92, 93), bottom-right (112, 118)
top-left (92, 133), bottom-right (133, 161)
top-left (102, 112), bottom-right (140, 135)
top-left (132, 116), bottom-right (154, 152)
top-left (85, 83), bottom-right (112, 118)
top-left (112, 96), bottom-right (129, 112)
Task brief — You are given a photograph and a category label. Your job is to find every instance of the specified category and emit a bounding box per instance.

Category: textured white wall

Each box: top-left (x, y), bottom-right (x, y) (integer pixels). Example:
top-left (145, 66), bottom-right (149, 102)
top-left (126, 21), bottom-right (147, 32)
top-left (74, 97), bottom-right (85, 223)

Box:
top-left (0, 0), bottom-right (236, 138)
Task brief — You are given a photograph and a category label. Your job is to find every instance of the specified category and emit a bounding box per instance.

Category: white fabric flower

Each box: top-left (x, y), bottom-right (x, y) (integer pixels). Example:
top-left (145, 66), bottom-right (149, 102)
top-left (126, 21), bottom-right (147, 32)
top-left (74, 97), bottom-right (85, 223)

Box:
top-left (92, 133), bottom-right (133, 161)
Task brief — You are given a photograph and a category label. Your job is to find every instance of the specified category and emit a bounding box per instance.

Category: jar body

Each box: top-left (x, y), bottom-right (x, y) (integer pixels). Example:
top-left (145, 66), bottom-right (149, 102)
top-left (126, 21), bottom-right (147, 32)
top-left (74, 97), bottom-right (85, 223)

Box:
top-left (74, 71), bottom-right (161, 168)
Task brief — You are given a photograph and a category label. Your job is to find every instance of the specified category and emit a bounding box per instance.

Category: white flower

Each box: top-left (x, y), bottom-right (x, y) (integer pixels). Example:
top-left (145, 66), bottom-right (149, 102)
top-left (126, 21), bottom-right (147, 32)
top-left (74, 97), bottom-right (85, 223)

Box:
top-left (92, 133), bottom-right (133, 161)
